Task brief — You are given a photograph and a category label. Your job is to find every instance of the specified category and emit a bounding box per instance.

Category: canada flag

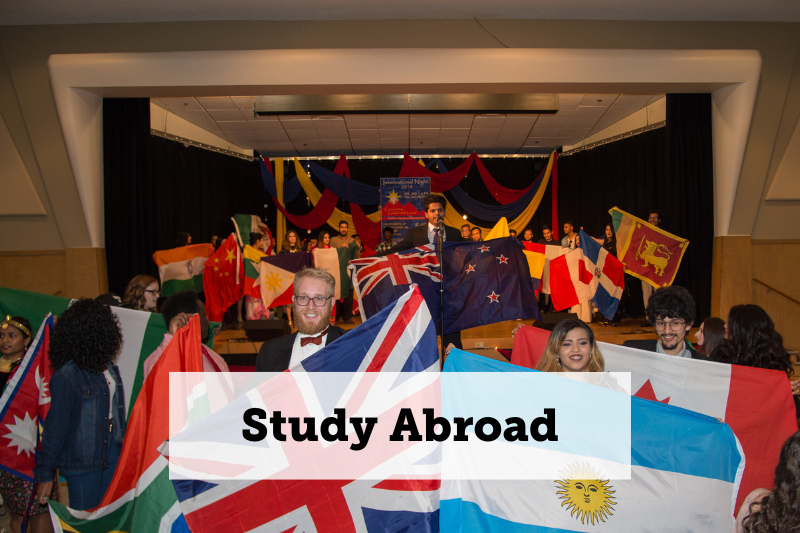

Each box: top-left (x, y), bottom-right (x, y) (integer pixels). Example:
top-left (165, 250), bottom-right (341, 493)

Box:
top-left (0, 314), bottom-right (53, 480)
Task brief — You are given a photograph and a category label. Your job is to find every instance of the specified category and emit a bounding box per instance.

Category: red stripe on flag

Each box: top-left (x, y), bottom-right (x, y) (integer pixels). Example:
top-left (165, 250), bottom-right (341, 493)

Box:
top-left (548, 256), bottom-right (579, 311)
top-left (725, 365), bottom-right (798, 515)
top-left (578, 259), bottom-right (594, 285)
top-left (366, 291), bottom-right (424, 372)
top-left (601, 250), bottom-right (625, 287)
top-left (372, 478), bottom-right (441, 491)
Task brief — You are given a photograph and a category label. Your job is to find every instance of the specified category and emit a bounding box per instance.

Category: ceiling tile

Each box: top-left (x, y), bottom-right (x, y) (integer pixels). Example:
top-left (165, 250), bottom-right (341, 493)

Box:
top-left (380, 128), bottom-right (408, 138)
top-left (579, 94), bottom-right (618, 107)
top-left (380, 139), bottom-right (408, 148)
top-left (557, 94), bottom-right (585, 106)
top-left (603, 105), bottom-right (643, 119)
top-left (280, 118), bottom-right (316, 130)
top-left (257, 130), bottom-right (289, 141)
top-left (472, 116), bottom-right (506, 128)
top-left (571, 106), bottom-right (608, 118)
top-left (349, 129), bottom-right (380, 140)
top-left (469, 128), bottom-right (502, 137)
top-left (312, 117), bottom-right (346, 129)
top-left (197, 97), bottom-right (238, 110)
top-left (248, 120), bottom-right (285, 132)
top-left (564, 117), bottom-right (599, 129)
top-left (225, 131), bottom-right (260, 141)
top-left (440, 114), bottom-right (474, 128)
top-left (593, 117), bottom-right (622, 130)
top-left (321, 140), bottom-right (351, 149)
top-left (297, 140), bottom-right (323, 150)
top-left (410, 115), bottom-right (442, 128)
top-left (377, 115), bottom-right (409, 128)
top-left (207, 109), bottom-right (247, 121)
top-left (171, 110), bottom-right (212, 123)
top-left (218, 121), bottom-right (254, 132)
top-left (160, 97), bottom-right (203, 112)
top-left (439, 128), bottom-right (470, 139)
top-left (532, 116), bottom-right (569, 129)
top-left (287, 129), bottom-right (320, 141)
top-left (410, 128), bottom-right (440, 139)
top-left (527, 129), bottom-right (562, 138)
top-left (647, 95), bottom-right (666, 105)
top-left (345, 115), bottom-right (378, 128)
top-left (231, 96), bottom-right (255, 111)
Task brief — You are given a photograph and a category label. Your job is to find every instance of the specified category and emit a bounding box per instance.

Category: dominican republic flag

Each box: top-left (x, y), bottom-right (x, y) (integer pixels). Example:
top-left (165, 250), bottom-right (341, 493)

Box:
top-left (46, 315), bottom-right (206, 533)
top-left (599, 341), bottom-right (797, 516)
top-left (169, 285), bottom-right (441, 533)
top-left (441, 350), bottom-right (744, 532)
top-left (578, 229), bottom-right (625, 320)
top-left (349, 244), bottom-right (443, 332)
top-left (258, 251), bottom-right (312, 309)
top-left (0, 314), bottom-right (52, 481)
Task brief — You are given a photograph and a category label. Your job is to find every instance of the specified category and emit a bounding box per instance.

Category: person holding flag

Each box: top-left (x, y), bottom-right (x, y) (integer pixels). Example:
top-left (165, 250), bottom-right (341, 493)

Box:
top-left (0, 315), bottom-right (57, 533)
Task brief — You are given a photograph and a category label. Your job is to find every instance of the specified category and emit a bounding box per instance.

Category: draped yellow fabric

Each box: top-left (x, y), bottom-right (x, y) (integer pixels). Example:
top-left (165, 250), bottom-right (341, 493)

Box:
top-left (275, 158), bottom-right (285, 249)
top-left (293, 159), bottom-right (381, 230)
top-left (444, 151), bottom-right (555, 234)
top-left (485, 217), bottom-right (510, 240)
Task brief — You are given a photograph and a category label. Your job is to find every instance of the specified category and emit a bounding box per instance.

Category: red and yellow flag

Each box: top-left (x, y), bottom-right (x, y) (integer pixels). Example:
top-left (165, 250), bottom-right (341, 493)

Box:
top-left (202, 234), bottom-right (243, 321)
top-left (610, 206), bottom-right (689, 288)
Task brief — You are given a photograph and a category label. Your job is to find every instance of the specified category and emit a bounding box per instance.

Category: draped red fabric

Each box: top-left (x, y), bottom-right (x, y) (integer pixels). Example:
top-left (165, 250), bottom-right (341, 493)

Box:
top-left (398, 152), bottom-right (477, 191)
top-left (473, 155), bottom-right (535, 204)
top-left (274, 188), bottom-right (340, 229)
top-left (335, 154), bottom-right (382, 248)
top-left (550, 152), bottom-right (560, 240)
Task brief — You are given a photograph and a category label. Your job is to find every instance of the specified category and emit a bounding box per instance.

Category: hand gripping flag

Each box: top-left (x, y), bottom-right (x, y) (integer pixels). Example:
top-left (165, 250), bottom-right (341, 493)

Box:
top-left (577, 229), bottom-right (625, 320)
top-left (350, 244), bottom-right (443, 332)
top-left (168, 285), bottom-right (441, 533)
top-left (257, 252), bottom-right (312, 309)
top-left (610, 206), bottom-right (689, 288)
top-left (0, 314), bottom-right (53, 481)
top-left (203, 234), bottom-right (243, 322)
top-left (441, 350), bottom-right (744, 532)
top-left (46, 315), bottom-right (206, 533)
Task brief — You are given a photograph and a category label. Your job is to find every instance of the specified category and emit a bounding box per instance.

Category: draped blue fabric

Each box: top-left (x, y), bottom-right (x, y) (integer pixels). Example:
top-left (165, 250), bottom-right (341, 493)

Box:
top-left (259, 159), bottom-right (302, 203)
top-left (447, 165), bottom-right (546, 222)
top-left (309, 162), bottom-right (380, 205)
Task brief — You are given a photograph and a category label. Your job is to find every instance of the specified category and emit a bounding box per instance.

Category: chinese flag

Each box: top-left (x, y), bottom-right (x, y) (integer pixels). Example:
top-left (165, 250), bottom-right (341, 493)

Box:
top-left (203, 234), bottom-right (243, 321)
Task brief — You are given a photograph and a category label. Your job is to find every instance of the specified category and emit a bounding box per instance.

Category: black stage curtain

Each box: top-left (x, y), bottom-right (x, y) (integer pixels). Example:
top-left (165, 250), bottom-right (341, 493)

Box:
top-left (105, 96), bottom-right (713, 318)
top-left (557, 94), bottom-right (714, 320)
top-left (103, 98), bottom-right (270, 295)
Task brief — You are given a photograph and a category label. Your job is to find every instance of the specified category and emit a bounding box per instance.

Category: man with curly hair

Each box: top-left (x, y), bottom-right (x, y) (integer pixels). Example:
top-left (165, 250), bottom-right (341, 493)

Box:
top-left (622, 285), bottom-right (706, 359)
top-left (34, 298), bottom-right (126, 511)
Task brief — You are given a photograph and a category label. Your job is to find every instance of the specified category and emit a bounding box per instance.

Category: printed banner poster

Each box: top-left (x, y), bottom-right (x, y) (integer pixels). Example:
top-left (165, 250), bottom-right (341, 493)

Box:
top-left (380, 177), bottom-right (430, 243)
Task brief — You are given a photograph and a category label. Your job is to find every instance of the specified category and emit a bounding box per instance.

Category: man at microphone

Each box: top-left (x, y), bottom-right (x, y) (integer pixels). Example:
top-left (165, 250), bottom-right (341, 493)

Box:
top-left (380, 194), bottom-right (465, 253)
top-left (376, 194), bottom-right (466, 351)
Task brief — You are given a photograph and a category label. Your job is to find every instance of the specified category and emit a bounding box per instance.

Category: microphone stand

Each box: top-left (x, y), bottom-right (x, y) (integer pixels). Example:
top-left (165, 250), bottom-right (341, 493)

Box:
top-left (437, 220), bottom-right (445, 366)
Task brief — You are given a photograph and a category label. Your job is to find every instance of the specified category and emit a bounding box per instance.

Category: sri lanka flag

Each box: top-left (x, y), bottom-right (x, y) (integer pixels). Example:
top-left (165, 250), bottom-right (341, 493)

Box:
top-left (578, 229), bottom-right (625, 320)
top-left (0, 314), bottom-right (53, 480)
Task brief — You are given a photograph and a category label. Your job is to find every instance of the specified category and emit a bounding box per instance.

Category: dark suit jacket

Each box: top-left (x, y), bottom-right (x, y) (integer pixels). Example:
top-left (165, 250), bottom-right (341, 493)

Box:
top-left (378, 223), bottom-right (465, 256)
top-left (622, 339), bottom-right (708, 360)
top-left (254, 325), bottom-right (347, 372)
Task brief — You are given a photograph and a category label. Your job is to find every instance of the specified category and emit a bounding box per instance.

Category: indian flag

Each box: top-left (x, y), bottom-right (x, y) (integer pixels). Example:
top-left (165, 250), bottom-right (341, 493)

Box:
top-left (47, 316), bottom-right (206, 533)
top-left (0, 287), bottom-right (219, 418)
top-left (153, 244), bottom-right (215, 297)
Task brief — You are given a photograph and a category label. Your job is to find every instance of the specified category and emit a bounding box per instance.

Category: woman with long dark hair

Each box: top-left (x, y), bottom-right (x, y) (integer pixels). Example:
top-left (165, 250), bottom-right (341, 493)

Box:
top-left (711, 304), bottom-right (799, 416)
top-left (0, 316), bottom-right (56, 533)
top-left (695, 317), bottom-right (726, 357)
top-left (34, 299), bottom-right (125, 511)
top-left (738, 431), bottom-right (800, 532)
top-left (280, 229), bottom-right (302, 327)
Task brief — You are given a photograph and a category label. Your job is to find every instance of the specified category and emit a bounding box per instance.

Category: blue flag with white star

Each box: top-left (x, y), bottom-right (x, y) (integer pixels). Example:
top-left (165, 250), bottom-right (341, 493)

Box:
top-left (442, 236), bottom-right (540, 335)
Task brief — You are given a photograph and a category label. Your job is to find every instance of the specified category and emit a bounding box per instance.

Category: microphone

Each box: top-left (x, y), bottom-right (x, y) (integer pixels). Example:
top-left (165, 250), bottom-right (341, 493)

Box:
top-left (437, 220), bottom-right (445, 250)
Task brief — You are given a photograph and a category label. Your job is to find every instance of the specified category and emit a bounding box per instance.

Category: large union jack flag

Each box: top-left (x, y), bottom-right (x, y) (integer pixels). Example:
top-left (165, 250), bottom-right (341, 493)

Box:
top-left (349, 245), bottom-right (444, 334)
top-left (169, 286), bottom-right (441, 533)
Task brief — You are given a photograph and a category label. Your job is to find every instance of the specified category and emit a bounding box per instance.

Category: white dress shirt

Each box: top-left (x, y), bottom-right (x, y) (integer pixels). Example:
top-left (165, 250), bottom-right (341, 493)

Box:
top-left (288, 330), bottom-right (330, 369)
top-left (427, 223), bottom-right (445, 244)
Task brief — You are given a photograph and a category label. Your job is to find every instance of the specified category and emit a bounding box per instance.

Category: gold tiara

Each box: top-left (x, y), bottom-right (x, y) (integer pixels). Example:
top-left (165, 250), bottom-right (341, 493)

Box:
top-left (1, 316), bottom-right (31, 337)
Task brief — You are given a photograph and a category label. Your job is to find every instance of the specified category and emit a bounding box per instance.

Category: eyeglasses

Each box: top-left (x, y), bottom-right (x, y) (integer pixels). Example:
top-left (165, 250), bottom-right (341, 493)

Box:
top-left (294, 295), bottom-right (332, 307)
top-left (145, 289), bottom-right (160, 295)
top-left (654, 319), bottom-right (686, 331)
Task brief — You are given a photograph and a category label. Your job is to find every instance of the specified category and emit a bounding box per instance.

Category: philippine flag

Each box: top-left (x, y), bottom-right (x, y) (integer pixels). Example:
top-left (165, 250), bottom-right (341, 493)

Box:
top-left (578, 229), bottom-right (625, 320)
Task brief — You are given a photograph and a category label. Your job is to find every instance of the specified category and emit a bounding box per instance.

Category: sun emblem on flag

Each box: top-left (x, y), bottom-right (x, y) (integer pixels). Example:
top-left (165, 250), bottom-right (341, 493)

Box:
top-left (555, 462), bottom-right (616, 525)
top-left (386, 189), bottom-right (401, 204)
top-left (36, 367), bottom-right (50, 406)
top-left (263, 271), bottom-right (284, 291)
top-left (3, 411), bottom-right (38, 456)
